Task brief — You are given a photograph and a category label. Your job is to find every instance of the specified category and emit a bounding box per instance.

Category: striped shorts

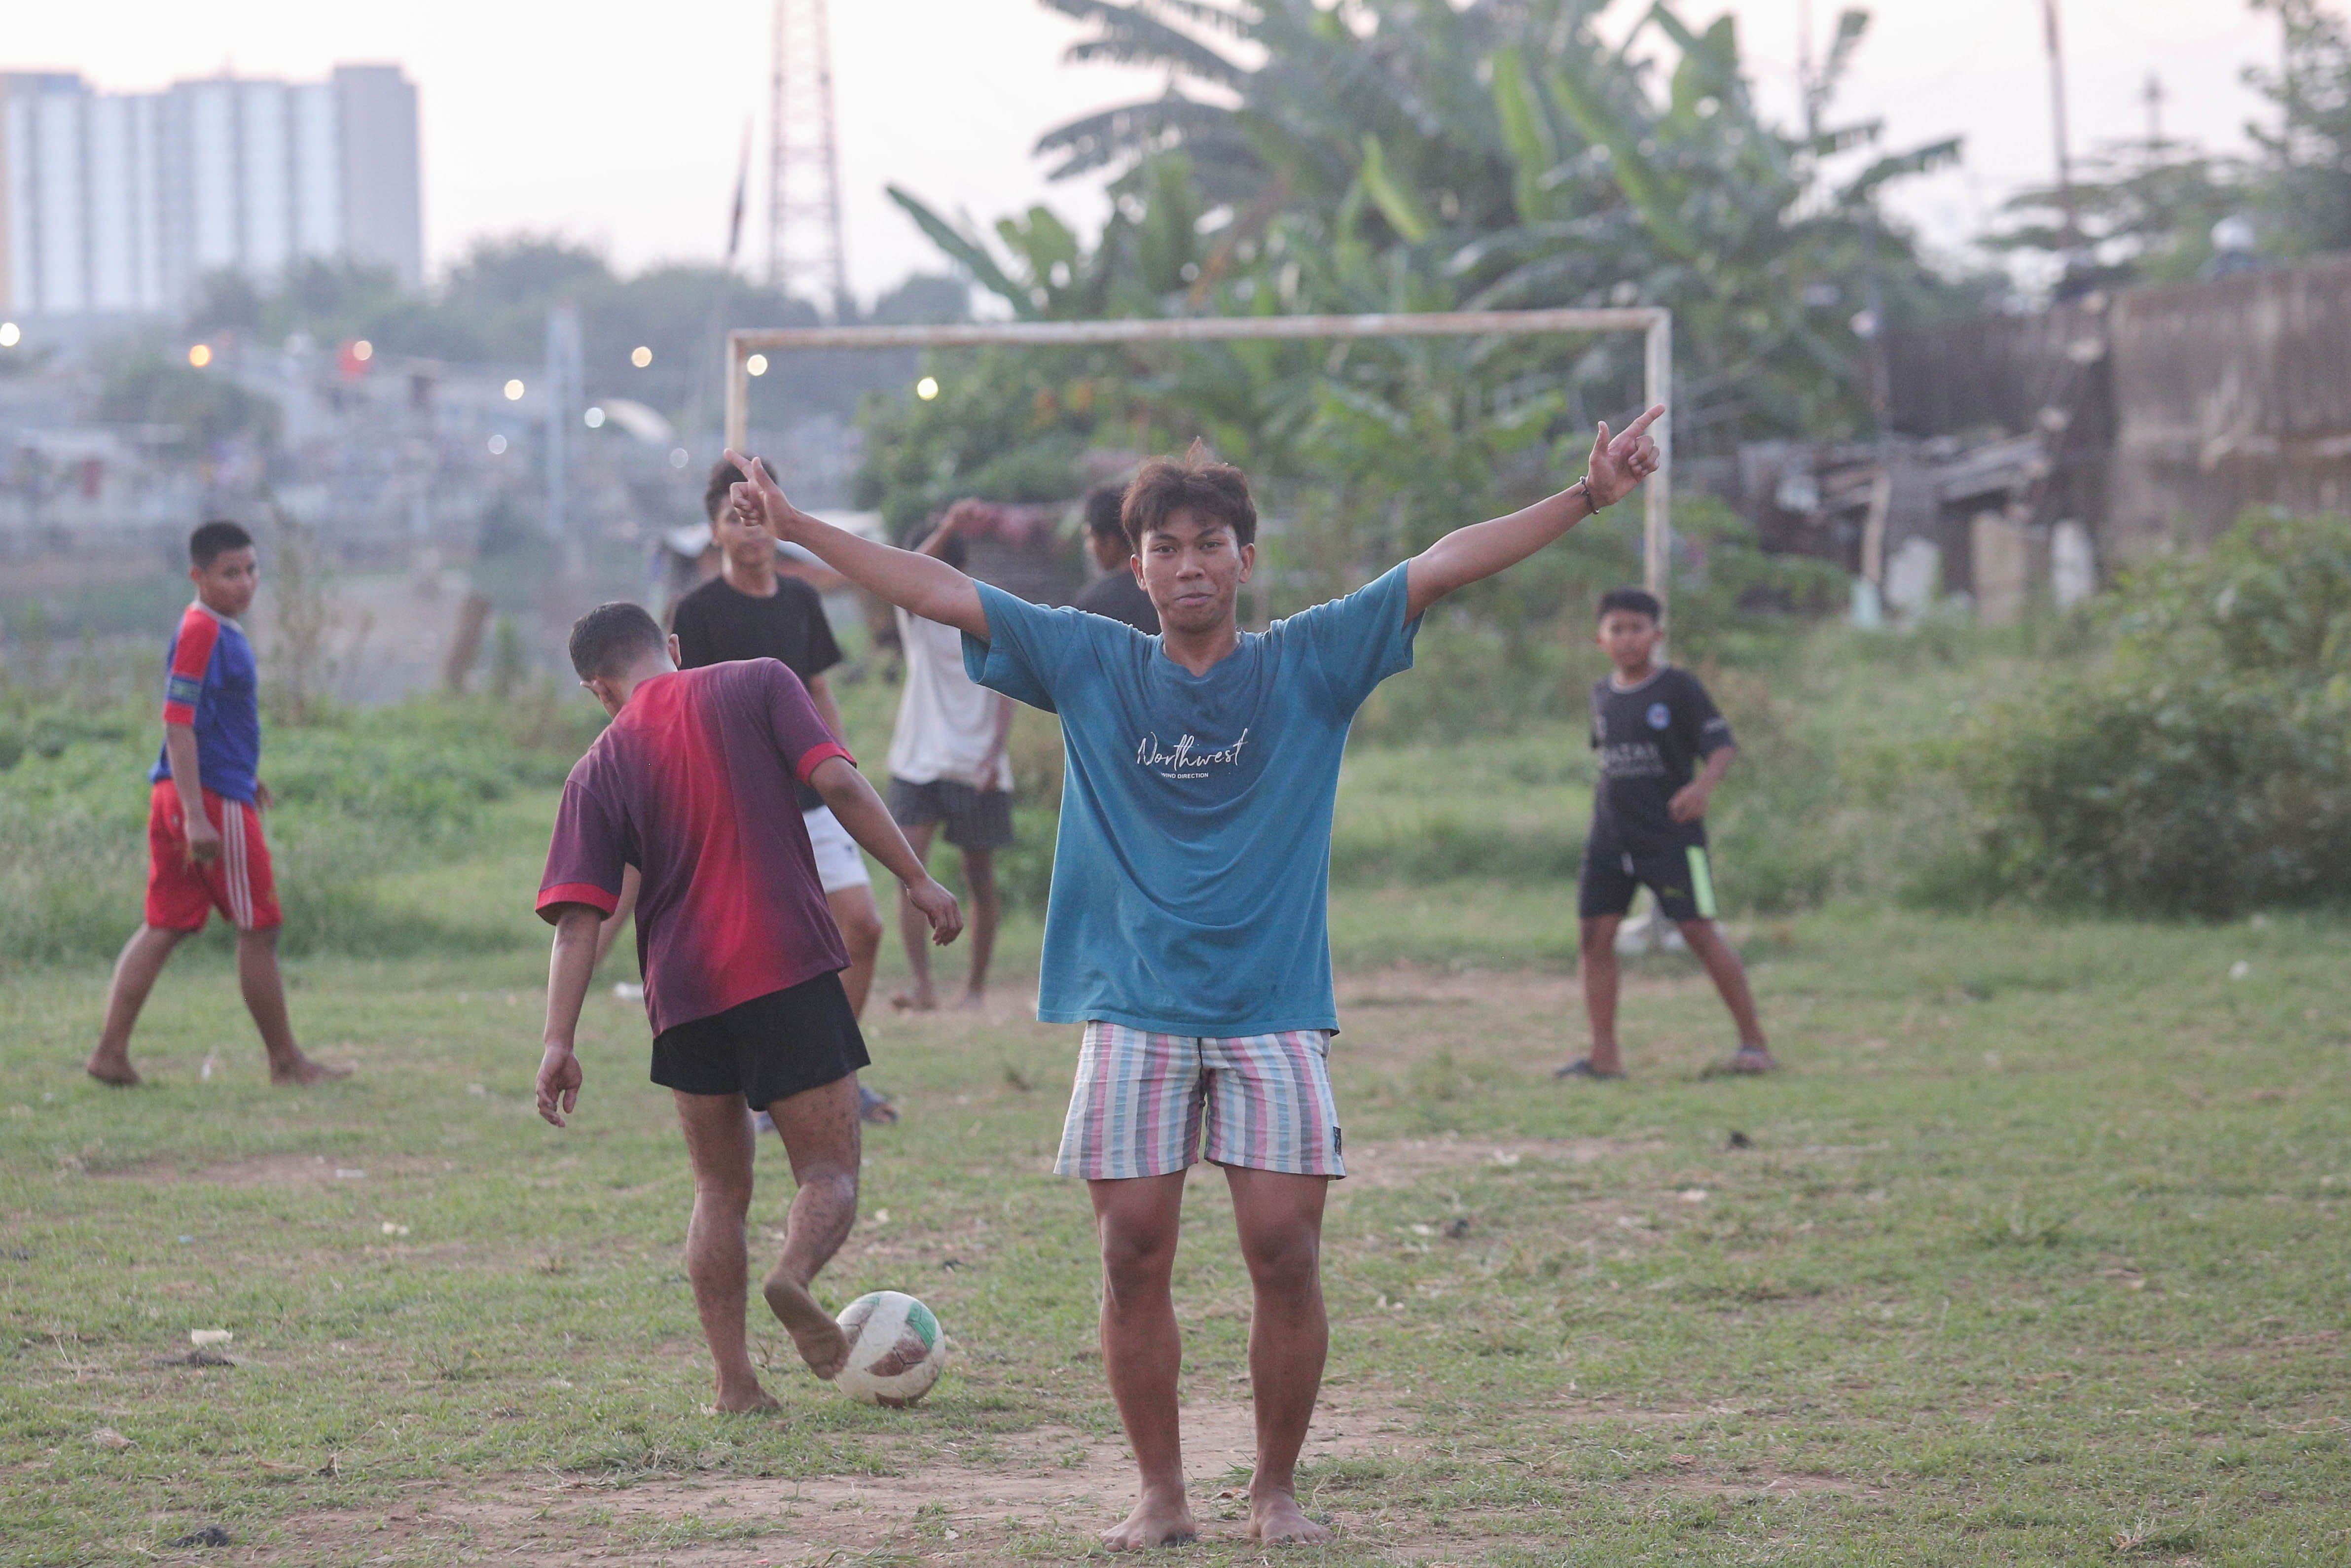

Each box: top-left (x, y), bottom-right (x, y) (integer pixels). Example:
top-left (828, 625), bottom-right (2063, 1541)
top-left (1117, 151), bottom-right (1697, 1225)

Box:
top-left (1055, 1023), bottom-right (1345, 1181)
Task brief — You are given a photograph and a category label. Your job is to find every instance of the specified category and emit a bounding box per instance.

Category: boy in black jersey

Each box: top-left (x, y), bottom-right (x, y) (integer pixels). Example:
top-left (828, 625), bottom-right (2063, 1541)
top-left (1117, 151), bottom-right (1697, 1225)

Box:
top-left (1557, 588), bottom-right (1774, 1080)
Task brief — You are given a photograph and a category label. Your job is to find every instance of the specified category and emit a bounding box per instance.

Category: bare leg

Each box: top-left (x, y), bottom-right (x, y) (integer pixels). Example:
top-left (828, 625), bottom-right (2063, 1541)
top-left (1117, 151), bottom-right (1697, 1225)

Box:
top-left (239, 928), bottom-right (346, 1085)
top-left (1226, 1167), bottom-right (1335, 1544)
top-left (1090, 1171), bottom-right (1198, 1550)
top-left (1579, 915), bottom-right (1624, 1075)
top-left (954, 845), bottom-right (1000, 1007)
top-left (758, 1072), bottom-right (861, 1379)
top-left (1679, 920), bottom-right (1771, 1055)
top-left (87, 924), bottom-right (188, 1085)
top-left (891, 821), bottom-right (940, 1011)
top-left (825, 886), bottom-right (884, 1019)
top-left (673, 1090), bottom-right (777, 1411)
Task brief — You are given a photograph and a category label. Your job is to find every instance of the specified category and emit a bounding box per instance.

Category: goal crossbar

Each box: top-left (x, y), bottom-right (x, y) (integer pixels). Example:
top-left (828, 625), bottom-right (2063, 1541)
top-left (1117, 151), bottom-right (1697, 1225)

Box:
top-left (724, 307), bottom-right (1674, 600)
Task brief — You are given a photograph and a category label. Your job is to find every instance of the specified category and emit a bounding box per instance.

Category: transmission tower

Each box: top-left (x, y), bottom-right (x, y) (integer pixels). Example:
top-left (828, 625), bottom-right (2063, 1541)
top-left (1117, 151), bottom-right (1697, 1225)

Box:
top-left (767, 0), bottom-right (848, 314)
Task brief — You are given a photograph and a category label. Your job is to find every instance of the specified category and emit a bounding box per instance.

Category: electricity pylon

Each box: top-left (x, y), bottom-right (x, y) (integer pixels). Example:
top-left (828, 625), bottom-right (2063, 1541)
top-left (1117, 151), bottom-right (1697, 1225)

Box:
top-left (767, 0), bottom-right (849, 315)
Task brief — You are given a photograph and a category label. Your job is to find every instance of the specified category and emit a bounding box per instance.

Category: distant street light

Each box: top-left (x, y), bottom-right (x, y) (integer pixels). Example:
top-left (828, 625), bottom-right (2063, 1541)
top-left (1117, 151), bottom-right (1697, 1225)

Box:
top-left (669, 448), bottom-right (690, 469)
top-left (353, 339), bottom-right (374, 361)
top-left (189, 344), bottom-right (214, 368)
top-left (584, 406), bottom-right (606, 429)
top-left (488, 434), bottom-right (509, 455)
top-left (504, 379), bottom-right (526, 400)
top-left (916, 375), bottom-right (939, 400)
top-left (631, 346), bottom-right (653, 367)
top-left (0, 322), bottom-right (19, 348)
top-left (746, 354), bottom-right (769, 377)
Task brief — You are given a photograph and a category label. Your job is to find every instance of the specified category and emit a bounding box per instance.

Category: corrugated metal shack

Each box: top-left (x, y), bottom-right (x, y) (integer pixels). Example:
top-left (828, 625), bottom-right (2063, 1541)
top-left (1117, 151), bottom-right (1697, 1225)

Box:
top-left (1863, 255), bottom-right (2351, 618)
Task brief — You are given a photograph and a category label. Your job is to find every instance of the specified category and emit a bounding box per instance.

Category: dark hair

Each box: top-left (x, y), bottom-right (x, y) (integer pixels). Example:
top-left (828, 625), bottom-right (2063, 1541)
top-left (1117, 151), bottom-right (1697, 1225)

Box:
top-left (1596, 587), bottom-right (1663, 623)
top-left (1121, 440), bottom-right (1256, 551)
top-left (703, 456), bottom-right (761, 523)
top-left (189, 519), bottom-right (253, 569)
top-left (1082, 483), bottom-right (1127, 542)
top-left (936, 533), bottom-right (970, 571)
top-left (569, 602), bottom-right (666, 680)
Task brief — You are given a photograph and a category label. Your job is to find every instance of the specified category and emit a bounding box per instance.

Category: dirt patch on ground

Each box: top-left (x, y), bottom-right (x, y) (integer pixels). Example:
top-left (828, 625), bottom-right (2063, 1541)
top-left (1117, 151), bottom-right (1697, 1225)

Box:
top-left (92, 1153), bottom-right (445, 1187)
top-left (257, 1393), bottom-right (1419, 1565)
top-left (1343, 1134), bottom-right (1665, 1189)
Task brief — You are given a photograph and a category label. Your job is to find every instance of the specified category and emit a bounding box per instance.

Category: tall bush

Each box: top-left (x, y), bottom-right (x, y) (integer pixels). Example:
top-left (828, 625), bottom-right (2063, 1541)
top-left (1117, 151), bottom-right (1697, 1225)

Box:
top-left (1958, 512), bottom-right (2351, 916)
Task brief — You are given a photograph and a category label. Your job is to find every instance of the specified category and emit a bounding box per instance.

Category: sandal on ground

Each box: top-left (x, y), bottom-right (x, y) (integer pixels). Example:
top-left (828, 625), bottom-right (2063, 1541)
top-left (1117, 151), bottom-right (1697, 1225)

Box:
top-left (1700, 1047), bottom-right (1778, 1078)
top-left (1553, 1058), bottom-right (1627, 1081)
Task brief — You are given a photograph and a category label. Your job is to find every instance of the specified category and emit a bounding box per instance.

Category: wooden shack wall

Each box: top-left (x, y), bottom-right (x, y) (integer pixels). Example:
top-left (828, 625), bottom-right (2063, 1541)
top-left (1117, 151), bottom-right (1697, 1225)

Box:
top-left (2104, 256), bottom-right (2351, 563)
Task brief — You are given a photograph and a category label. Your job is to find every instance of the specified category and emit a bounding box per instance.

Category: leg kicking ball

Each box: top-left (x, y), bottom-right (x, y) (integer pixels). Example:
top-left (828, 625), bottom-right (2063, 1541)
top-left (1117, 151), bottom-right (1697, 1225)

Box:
top-left (834, 1290), bottom-right (945, 1406)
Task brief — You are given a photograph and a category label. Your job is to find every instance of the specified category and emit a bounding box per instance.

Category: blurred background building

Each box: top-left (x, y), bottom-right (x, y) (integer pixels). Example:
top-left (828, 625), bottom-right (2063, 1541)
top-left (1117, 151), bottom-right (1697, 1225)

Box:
top-left (0, 64), bottom-right (421, 321)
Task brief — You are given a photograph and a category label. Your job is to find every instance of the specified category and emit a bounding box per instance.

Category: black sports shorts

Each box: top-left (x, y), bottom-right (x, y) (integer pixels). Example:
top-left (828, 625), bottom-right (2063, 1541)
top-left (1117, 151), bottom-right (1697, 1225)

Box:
top-left (1577, 832), bottom-right (1720, 924)
top-left (887, 776), bottom-right (1015, 850)
top-left (651, 971), bottom-right (869, 1109)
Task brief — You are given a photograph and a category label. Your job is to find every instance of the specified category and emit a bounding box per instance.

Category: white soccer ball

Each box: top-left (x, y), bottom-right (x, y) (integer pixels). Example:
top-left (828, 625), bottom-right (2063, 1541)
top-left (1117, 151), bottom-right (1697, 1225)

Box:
top-left (833, 1290), bottom-right (946, 1407)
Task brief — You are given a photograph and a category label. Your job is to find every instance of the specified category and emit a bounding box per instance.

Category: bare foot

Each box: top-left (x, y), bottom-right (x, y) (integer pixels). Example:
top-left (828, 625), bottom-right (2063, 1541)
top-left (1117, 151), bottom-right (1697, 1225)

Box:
top-left (712, 1381), bottom-right (781, 1413)
top-left (889, 988), bottom-right (937, 1013)
top-left (1102, 1490), bottom-right (1198, 1551)
top-left (760, 1267), bottom-right (849, 1379)
top-left (270, 1056), bottom-right (353, 1086)
top-left (951, 987), bottom-right (987, 1012)
top-left (85, 1053), bottom-right (143, 1087)
top-left (1249, 1488), bottom-right (1332, 1545)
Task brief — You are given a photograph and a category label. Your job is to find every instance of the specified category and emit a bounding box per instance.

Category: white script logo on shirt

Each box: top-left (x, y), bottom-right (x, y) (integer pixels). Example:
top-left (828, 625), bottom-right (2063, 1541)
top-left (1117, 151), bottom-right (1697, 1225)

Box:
top-left (1135, 729), bottom-right (1249, 781)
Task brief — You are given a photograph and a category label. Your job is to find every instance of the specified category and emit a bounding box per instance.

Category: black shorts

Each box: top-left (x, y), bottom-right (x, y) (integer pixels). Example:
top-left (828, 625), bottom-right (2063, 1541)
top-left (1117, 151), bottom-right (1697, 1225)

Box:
top-left (887, 776), bottom-right (1015, 850)
top-left (651, 971), bottom-right (869, 1109)
top-left (1578, 834), bottom-right (1720, 924)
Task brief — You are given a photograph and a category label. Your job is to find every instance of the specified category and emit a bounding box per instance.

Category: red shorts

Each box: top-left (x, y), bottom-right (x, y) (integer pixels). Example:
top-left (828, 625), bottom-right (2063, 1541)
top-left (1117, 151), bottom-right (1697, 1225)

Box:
top-left (145, 781), bottom-right (281, 932)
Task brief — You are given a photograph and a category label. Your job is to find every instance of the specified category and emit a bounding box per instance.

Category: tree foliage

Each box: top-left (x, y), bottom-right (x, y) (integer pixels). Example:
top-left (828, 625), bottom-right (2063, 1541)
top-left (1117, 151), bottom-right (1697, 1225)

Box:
top-left (866, 0), bottom-right (1969, 623)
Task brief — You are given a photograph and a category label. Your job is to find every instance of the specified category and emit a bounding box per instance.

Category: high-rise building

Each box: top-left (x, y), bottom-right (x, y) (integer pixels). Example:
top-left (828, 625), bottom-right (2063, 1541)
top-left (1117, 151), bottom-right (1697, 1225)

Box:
top-left (0, 64), bottom-right (421, 320)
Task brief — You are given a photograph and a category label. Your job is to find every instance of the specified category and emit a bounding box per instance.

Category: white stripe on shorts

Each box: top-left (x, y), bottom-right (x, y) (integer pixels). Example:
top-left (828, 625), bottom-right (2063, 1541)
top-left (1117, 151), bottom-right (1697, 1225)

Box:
top-left (222, 801), bottom-right (251, 929)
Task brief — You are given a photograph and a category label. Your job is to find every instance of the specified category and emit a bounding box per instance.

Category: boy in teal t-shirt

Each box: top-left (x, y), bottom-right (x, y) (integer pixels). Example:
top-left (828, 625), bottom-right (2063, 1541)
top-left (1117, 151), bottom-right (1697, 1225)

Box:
top-left (722, 411), bottom-right (1663, 1549)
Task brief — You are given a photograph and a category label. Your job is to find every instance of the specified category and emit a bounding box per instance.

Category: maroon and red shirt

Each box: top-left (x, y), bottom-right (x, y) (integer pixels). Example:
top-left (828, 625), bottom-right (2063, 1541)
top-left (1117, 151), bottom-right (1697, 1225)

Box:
top-left (537, 661), bottom-right (855, 1036)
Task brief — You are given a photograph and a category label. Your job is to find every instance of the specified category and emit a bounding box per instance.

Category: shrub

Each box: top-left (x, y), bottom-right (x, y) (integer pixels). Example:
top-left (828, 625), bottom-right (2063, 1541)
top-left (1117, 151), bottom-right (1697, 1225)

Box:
top-left (1956, 511), bottom-right (2351, 916)
top-left (0, 688), bottom-right (604, 969)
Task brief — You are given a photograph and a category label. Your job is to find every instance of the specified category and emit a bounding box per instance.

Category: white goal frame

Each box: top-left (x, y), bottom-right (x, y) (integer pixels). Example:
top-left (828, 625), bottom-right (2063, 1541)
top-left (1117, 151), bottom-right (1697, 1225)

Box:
top-left (724, 307), bottom-right (1674, 602)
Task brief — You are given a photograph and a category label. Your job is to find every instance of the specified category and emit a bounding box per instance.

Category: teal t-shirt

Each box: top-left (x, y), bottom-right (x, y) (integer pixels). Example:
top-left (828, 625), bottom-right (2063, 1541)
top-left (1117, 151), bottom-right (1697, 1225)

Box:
top-left (963, 564), bottom-right (1420, 1037)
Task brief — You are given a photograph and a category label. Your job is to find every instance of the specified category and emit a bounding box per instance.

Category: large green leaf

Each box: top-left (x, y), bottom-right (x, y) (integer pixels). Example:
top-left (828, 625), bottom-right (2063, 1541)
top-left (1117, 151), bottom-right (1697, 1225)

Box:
top-left (885, 185), bottom-right (1033, 316)
top-left (1490, 45), bottom-right (1560, 225)
top-left (1357, 135), bottom-right (1435, 245)
top-left (1546, 63), bottom-right (1700, 259)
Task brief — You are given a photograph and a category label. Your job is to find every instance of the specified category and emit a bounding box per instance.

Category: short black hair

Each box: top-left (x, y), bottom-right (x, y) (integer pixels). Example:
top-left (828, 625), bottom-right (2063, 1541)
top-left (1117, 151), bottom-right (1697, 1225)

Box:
top-left (936, 532), bottom-right (970, 571)
top-left (1082, 483), bottom-right (1126, 542)
top-left (703, 456), bottom-right (763, 524)
top-left (1122, 440), bottom-right (1256, 551)
top-left (568, 602), bottom-right (665, 681)
top-left (189, 519), bottom-right (253, 569)
top-left (1596, 587), bottom-right (1663, 623)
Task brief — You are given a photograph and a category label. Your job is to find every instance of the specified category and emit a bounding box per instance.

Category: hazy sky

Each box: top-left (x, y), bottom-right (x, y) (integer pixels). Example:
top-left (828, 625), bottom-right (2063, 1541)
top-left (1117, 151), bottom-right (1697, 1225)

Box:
top-left (9, 1), bottom-right (2291, 296)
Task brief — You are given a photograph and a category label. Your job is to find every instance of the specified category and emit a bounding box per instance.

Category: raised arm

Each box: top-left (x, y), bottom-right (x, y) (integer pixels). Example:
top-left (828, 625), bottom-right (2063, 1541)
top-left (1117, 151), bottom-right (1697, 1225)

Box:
top-left (1404, 406), bottom-right (1665, 621)
top-left (723, 450), bottom-right (990, 640)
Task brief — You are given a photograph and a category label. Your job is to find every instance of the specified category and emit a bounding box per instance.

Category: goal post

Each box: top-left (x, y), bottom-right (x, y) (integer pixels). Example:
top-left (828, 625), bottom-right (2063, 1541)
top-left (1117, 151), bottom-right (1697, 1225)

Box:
top-left (723, 307), bottom-right (1674, 603)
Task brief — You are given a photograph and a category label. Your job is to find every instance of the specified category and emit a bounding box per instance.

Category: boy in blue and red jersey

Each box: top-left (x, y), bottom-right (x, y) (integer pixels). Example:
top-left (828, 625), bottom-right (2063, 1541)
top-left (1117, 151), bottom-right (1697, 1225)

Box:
top-left (86, 521), bottom-right (346, 1088)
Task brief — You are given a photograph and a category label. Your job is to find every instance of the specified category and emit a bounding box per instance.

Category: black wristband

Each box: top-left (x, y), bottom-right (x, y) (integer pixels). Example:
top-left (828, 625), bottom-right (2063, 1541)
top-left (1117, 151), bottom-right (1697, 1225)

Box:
top-left (1574, 476), bottom-right (1605, 512)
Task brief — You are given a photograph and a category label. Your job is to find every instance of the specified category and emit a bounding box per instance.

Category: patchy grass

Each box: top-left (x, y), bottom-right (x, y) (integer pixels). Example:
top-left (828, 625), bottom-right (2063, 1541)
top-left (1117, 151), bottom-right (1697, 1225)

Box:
top-left (3, 851), bottom-right (2349, 1563)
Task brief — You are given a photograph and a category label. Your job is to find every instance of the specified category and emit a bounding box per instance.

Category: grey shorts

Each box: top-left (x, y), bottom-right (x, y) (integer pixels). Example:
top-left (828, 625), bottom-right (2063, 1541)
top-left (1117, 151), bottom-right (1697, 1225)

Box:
top-left (887, 776), bottom-right (1015, 850)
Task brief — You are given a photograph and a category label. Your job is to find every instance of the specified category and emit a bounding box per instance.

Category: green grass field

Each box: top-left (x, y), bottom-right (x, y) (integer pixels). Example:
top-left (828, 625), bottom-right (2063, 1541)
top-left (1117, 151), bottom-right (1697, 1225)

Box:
top-left (3, 611), bottom-right (2348, 1565)
top-left (3, 768), bottom-right (2347, 1563)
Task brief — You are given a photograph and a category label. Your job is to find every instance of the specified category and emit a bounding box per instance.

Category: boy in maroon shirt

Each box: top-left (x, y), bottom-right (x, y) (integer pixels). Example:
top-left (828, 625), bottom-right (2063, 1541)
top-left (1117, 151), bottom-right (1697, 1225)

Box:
top-left (534, 603), bottom-right (962, 1409)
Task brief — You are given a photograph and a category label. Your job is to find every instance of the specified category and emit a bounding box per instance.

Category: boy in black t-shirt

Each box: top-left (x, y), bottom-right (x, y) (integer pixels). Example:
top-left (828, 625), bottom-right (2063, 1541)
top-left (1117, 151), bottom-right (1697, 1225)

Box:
top-left (1070, 483), bottom-right (1161, 633)
top-left (1557, 588), bottom-right (1774, 1080)
top-left (599, 459), bottom-right (899, 1124)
